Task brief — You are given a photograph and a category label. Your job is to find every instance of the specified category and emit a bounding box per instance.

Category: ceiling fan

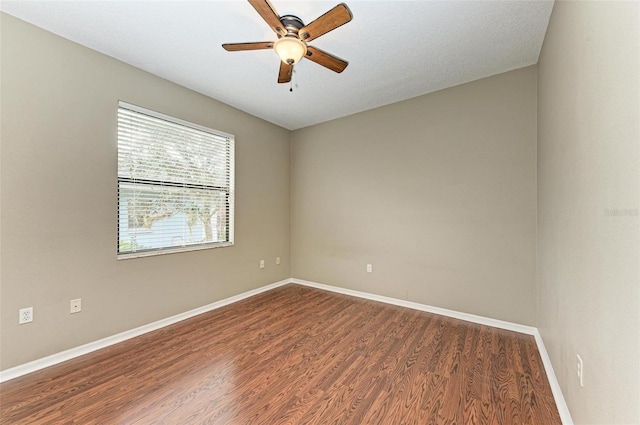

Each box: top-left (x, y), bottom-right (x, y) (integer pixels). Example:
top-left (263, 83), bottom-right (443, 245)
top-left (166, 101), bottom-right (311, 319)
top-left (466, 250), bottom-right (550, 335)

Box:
top-left (222, 0), bottom-right (353, 85)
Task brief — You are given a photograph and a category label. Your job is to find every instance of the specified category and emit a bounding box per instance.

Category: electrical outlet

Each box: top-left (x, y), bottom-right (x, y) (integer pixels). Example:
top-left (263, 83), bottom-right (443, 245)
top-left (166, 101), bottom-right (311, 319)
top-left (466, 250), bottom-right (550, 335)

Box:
top-left (260, 259), bottom-right (265, 269)
top-left (70, 298), bottom-right (82, 314)
top-left (19, 307), bottom-right (33, 324)
top-left (366, 263), bottom-right (372, 273)
top-left (276, 256), bottom-right (281, 265)
top-left (577, 354), bottom-right (584, 387)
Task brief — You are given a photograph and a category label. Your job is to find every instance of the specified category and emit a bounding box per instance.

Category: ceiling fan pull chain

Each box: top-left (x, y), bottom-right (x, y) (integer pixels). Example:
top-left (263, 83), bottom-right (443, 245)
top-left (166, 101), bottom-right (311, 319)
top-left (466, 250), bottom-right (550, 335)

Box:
top-left (289, 67), bottom-right (295, 92)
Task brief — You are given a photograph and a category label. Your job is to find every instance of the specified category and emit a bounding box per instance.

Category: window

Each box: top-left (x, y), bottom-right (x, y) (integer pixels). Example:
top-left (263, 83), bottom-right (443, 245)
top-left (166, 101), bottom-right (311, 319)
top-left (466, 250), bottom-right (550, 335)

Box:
top-left (117, 102), bottom-right (234, 258)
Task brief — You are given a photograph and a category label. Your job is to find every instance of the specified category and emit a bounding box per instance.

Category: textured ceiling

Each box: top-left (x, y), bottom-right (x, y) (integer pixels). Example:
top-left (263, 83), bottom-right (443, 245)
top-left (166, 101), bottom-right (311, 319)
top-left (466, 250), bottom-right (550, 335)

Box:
top-left (1, 0), bottom-right (554, 130)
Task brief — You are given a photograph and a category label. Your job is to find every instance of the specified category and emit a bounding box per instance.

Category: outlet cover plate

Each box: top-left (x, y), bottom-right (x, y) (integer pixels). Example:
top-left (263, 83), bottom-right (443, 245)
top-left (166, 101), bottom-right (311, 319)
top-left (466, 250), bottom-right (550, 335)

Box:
top-left (577, 354), bottom-right (584, 387)
top-left (19, 307), bottom-right (33, 324)
top-left (70, 298), bottom-right (82, 314)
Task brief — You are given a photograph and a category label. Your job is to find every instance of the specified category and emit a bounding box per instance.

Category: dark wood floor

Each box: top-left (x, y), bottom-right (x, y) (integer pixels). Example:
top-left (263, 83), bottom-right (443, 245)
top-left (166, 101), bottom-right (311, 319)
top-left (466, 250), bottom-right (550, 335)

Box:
top-left (1, 284), bottom-right (561, 424)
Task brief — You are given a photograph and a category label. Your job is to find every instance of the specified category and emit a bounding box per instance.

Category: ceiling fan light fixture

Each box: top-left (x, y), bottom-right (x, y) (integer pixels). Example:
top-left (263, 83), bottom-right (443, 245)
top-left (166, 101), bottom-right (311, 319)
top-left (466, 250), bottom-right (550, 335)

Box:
top-left (274, 36), bottom-right (307, 65)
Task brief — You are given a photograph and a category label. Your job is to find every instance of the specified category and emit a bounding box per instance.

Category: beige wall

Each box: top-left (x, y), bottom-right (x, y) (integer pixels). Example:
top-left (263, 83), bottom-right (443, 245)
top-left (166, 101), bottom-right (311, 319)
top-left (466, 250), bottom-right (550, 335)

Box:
top-left (0, 14), bottom-right (291, 370)
top-left (291, 66), bottom-right (538, 325)
top-left (537, 1), bottom-right (640, 423)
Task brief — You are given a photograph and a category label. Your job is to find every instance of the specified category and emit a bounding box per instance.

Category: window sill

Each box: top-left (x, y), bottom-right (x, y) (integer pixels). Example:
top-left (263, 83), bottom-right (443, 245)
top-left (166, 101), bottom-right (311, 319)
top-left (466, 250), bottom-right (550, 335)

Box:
top-left (117, 241), bottom-right (234, 260)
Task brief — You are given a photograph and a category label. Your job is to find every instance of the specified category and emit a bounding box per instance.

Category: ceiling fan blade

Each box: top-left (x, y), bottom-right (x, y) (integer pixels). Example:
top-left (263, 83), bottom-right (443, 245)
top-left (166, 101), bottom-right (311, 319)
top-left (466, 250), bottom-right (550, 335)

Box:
top-left (305, 46), bottom-right (348, 73)
top-left (298, 3), bottom-right (352, 42)
top-left (222, 42), bottom-right (274, 51)
top-left (248, 0), bottom-right (287, 36)
top-left (278, 61), bottom-right (293, 83)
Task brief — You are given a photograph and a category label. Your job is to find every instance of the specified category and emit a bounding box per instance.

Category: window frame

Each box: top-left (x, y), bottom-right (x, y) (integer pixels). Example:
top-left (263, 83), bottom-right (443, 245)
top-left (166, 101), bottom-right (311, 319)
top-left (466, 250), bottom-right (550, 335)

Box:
top-left (117, 101), bottom-right (235, 259)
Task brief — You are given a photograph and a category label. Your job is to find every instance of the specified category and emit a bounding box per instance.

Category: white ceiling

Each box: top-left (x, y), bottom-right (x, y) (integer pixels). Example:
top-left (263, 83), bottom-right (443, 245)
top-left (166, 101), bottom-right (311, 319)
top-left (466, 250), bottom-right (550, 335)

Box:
top-left (1, 0), bottom-right (554, 130)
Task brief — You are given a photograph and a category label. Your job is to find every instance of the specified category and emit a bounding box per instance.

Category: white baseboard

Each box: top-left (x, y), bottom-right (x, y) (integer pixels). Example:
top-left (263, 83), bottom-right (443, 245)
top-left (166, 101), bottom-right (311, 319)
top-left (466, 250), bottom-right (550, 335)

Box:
top-left (0, 279), bottom-right (290, 383)
top-left (1, 277), bottom-right (573, 424)
top-left (291, 278), bottom-right (537, 334)
top-left (291, 278), bottom-right (573, 425)
top-left (533, 330), bottom-right (574, 424)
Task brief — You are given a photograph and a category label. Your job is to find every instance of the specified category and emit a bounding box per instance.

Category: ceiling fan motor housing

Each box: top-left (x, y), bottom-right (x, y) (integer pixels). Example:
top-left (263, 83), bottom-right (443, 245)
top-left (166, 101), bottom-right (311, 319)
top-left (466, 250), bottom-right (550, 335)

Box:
top-left (279, 15), bottom-right (305, 37)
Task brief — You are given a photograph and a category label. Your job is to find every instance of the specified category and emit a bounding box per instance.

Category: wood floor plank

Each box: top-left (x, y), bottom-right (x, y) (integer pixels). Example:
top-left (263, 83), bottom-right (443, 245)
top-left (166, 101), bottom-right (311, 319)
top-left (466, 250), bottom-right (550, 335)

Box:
top-left (0, 284), bottom-right (561, 424)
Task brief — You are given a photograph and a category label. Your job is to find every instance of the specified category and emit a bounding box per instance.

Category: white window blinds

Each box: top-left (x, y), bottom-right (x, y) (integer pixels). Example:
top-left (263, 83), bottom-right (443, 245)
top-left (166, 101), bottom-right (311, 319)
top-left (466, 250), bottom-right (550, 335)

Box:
top-left (117, 101), bottom-right (234, 258)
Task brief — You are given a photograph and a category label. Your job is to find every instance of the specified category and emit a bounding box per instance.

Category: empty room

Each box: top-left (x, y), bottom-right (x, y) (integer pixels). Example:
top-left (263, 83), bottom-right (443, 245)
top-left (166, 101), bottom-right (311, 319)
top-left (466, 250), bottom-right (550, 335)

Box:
top-left (0, 0), bottom-right (638, 424)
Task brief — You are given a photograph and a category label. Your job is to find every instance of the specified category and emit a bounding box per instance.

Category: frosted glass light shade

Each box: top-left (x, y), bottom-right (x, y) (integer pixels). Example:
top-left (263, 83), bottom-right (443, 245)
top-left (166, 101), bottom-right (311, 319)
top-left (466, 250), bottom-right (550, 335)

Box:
top-left (274, 37), bottom-right (307, 65)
